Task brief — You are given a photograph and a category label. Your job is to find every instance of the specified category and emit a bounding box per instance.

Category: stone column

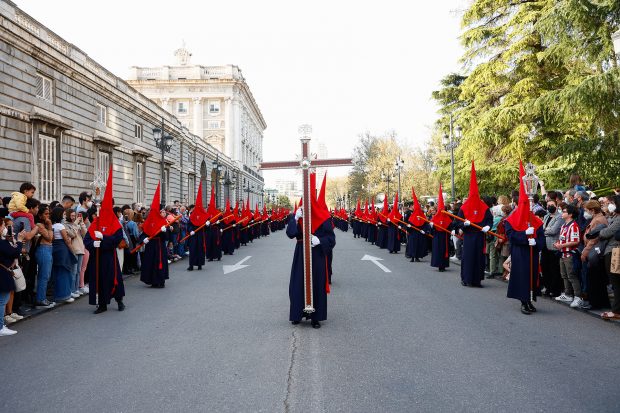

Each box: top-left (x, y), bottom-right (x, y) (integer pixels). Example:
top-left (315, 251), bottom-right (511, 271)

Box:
top-left (232, 99), bottom-right (241, 162)
top-left (193, 97), bottom-right (203, 137)
top-left (225, 97), bottom-right (234, 158)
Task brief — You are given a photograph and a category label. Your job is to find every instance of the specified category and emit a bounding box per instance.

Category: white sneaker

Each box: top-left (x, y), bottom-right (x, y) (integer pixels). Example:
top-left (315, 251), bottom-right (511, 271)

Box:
top-left (71, 292), bottom-right (80, 298)
top-left (64, 297), bottom-right (75, 303)
top-left (570, 297), bottom-right (583, 308)
top-left (0, 326), bottom-right (17, 336)
top-left (9, 313), bottom-right (23, 320)
top-left (555, 293), bottom-right (573, 303)
top-left (83, 285), bottom-right (89, 294)
top-left (4, 315), bottom-right (16, 324)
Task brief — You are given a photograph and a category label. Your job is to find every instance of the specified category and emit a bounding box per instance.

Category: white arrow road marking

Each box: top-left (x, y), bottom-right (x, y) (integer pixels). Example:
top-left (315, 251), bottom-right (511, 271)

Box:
top-left (361, 254), bottom-right (391, 273)
top-left (223, 256), bottom-right (252, 274)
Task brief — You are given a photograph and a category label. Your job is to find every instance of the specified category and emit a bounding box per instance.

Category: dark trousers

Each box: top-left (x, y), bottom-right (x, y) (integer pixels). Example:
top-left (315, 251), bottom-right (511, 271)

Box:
top-left (541, 249), bottom-right (563, 296)
top-left (605, 253), bottom-right (620, 313)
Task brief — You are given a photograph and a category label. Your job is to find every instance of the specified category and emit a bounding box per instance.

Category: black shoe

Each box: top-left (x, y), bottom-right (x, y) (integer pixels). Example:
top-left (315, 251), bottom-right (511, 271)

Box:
top-left (208, 259), bottom-right (213, 262)
top-left (187, 266), bottom-right (194, 271)
top-left (438, 268), bottom-right (445, 272)
top-left (197, 266), bottom-right (202, 270)
top-left (117, 301), bottom-right (125, 311)
top-left (94, 305), bottom-right (107, 314)
top-left (217, 258), bottom-right (221, 261)
top-left (527, 302), bottom-right (537, 313)
top-left (415, 258), bottom-right (420, 262)
top-left (291, 320), bottom-right (300, 325)
top-left (472, 284), bottom-right (484, 288)
top-left (521, 304), bottom-right (531, 315)
top-left (410, 258), bottom-right (415, 262)
top-left (461, 280), bottom-right (468, 286)
top-left (311, 320), bottom-right (321, 329)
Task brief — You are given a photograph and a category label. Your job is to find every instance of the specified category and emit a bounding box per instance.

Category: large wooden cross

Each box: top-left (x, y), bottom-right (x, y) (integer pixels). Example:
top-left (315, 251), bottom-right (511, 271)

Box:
top-left (260, 125), bottom-right (353, 313)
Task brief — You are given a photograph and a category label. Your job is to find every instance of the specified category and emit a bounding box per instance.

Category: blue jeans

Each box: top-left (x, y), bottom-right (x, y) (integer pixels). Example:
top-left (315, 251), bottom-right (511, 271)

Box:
top-left (36, 245), bottom-right (53, 302)
top-left (73, 254), bottom-right (83, 293)
top-left (0, 291), bottom-right (10, 328)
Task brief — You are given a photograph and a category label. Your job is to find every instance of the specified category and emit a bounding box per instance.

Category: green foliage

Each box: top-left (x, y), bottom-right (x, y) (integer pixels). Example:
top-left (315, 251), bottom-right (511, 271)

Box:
top-left (432, 0), bottom-right (620, 197)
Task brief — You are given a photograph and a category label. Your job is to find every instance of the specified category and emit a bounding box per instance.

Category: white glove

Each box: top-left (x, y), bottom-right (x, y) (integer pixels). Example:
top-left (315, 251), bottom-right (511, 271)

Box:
top-left (311, 235), bottom-right (320, 247)
top-left (94, 231), bottom-right (103, 240)
top-left (407, 224), bottom-right (412, 228)
top-left (398, 226), bottom-right (402, 230)
top-left (206, 221), bottom-right (210, 226)
top-left (429, 222), bottom-right (434, 228)
top-left (451, 230), bottom-right (456, 236)
top-left (143, 237), bottom-right (149, 244)
top-left (216, 220), bottom-right (220, 225)
top-left (233, 224), bottom-right (236, 227)
top-left (525, 227), bottom-right (534, 235)
top-left (595, 247), bottom-right (601, 254)
top-left (160, 226), bottom-right (166, 232)
top-left (387, 218), bottom-right (391, 222)
top-left (190, 231), bottom-right (195, 236)
top-left (528, 238), bottom-right (536, 246)
top-left (295, 208), bottom-right (303, 220)
top-left (220, 229), bottom-right (223, 233)
top-left (420, 230), bottom-right (425, 235)
top-left (463, 220), bottom-right (471, 227)
top-left (481, 225), bottom-right (490, 233)
top-left (93, 241), bottom-right (101, 248)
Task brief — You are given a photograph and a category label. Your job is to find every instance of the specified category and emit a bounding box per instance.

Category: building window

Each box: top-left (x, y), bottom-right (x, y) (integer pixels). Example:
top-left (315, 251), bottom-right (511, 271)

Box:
top-left (38, 134), bottom-right (57, 203)
top-left (208, 101), bottom-right (220, 115)
top-left (134, 123), bottom-right (143, 141)
top-left (36, 74), bottom-right (53, 102)
top-left (97, 151), bottom-right (110, 181)
top-left (177, 101), bottom-right (188, 115)
top-left (135, 160), bottom-right (144, 203)
top-left (96, 103), bottom-right (107, 125)
top-left (207, 121), bottom-right (220, 129)
top-left (188, 174), bottom-right (195, 202)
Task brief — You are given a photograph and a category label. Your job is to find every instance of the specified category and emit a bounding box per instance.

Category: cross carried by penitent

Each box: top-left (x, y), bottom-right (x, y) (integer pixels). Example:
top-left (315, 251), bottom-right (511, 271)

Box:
top-left (259, 125), bottom-right (353, 313)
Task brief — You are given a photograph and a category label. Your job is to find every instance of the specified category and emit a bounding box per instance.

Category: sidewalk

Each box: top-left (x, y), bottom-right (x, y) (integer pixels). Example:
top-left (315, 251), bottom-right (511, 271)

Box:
top-left (448, 256), bottom-right (620, 325)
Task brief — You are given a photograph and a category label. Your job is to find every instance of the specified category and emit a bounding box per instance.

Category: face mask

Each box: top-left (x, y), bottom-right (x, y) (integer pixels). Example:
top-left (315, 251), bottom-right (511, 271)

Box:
top-left (547, 206), bottom-right (556, 214)
top-left (564, 198), bottom-right (569, 204)
top-left (608, 204), bottom-right (616, 214)
top-left (1, 227), bottom-right (7, 238)
top-left (86, 201), bottom-right (93, 208)
top-left (584, 212), bottom-right (592, 220)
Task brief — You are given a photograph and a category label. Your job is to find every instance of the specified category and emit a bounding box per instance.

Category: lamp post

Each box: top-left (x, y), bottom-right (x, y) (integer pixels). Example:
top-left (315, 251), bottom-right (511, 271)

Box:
top-left (442, 114), bottom-right (462, 202)
top-left (212, 154), bottom-right (223, 208)
top-left (523, 162), bottom-right (539, 212)
top-left (394, 155), bottom-right (404, 205)
top-left (381, 170), bottom-right (395, 203)
top-left (153, 117), bottom-right (173, 207)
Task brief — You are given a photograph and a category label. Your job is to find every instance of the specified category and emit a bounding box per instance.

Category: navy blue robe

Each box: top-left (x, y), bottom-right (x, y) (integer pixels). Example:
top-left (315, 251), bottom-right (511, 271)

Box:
top-left (376, 225), bottom-right (388, 249)
top-left (221, 220), bottom-right (235, 255)
top-left (430, 226), bottom-right (453, 269)
top-left (138, 233), bottom-right (169, 286)
top-left (387, 223), bottom-right (402, 253)
top-left (367, 224), bottom-right (377, 244)
top-left (84, 229), bottom-right (125, 305)
top-left (505, 222), bottom-right (544, 302)
top-left (456, 209), bottom-right (493, 286)
top-left (207, 224), bottom-right (223, 260)
top-left (287, 217), bottom-right (335, 322)
top-left (406, 223), bottom-right (430, 259)
top-left (187, 224), bottom-right (207, 267)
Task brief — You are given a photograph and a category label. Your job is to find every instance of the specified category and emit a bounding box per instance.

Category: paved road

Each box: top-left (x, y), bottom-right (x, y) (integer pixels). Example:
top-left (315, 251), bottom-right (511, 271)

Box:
top-left (1, 227), bottom-right (619, 412)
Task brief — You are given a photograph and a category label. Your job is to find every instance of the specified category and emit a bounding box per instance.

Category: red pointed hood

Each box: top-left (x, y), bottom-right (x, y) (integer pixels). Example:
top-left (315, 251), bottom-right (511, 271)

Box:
top-left (389, 192), bottom-right (402, 221)
top-left (506, 161), bottom-right (543, 232)
top-left (355, 199), bottom-right (361, 217)
top-left (371, 199), bottom-right (378, 222)
top-left (142, 182), bottom-right (168, 237)
top-left (379, 194), bottom-right (388, 223)
top-left (318, 172), bottom-right (327, 210)
top-left (190, 181), bottom-right (209, 226)
top-left (408, 187), bottom-right (426, 227)
top-left (460, 160), bottom-right (489, 223)
top-left (223, 199), bottom-right (234, 224)
top-left (310, 171), bottom-right (331, 233)
top-left (431, 183), bottom-right (449, 227)
top-left (88, 165), bottom-right (122, 238)
top-left (233, 201), bottom-right (240, 218)
top-left (363, 199), bottom-right (369, 219)
top-left (206, 186), bottom-right (218, 218)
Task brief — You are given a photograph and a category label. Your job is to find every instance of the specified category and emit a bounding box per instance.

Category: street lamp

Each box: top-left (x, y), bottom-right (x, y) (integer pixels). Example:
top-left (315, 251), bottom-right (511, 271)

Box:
top-left (394, 155), bottom-right (404, 206)
top-left (442, 114), bottom-right (462, 202)
top-left (153, 117), bottom-right (173, 207)
top-left (523, 162), bottom-right (539, 211)
top-left (381, 170), bottom-right (395, 204)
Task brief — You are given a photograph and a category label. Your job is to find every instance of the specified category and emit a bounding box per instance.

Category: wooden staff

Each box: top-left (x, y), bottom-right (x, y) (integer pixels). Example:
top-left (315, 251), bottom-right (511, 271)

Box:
top-left (177, 211), bottom-right (224, 243)
top-left (222, 216), bottom-right (248, 232)
top-left (130, 214), bottom-right (183, 254)
top-left (440, 210), bottom-right (506, 241)
top-left (377, 212), bottom-right (433, 239)
top-left (241, 219), bottom-right (266, 230)
top-left (415, 214), bottom-right (463, 240)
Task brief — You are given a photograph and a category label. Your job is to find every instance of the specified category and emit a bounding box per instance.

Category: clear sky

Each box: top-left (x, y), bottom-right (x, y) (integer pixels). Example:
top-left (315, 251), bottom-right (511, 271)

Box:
top-left (16, 0), bottom-right (468, 187)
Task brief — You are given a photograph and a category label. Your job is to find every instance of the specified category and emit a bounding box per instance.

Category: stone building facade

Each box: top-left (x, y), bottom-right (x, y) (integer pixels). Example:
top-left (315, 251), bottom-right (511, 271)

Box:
top-left (126, 45), bottom-right (266, 209)
top-left (0, 0), bottom-right (264, 208)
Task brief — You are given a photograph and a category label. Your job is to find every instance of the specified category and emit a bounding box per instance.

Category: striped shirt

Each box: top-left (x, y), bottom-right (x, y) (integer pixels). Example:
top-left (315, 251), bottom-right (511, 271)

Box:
top-left (559, 220), bottom-right (579, 258)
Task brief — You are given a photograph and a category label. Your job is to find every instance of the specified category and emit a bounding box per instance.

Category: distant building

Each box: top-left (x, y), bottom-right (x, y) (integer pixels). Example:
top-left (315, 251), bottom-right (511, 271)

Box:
top-left (126, 45), bottom-right (266, 207)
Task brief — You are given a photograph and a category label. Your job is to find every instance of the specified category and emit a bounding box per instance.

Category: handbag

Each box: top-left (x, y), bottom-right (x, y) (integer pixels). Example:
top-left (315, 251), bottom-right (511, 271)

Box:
top-left (0, 261), bottom-right (26, 292)
top-left (611, 247), bottom-right (620, 275)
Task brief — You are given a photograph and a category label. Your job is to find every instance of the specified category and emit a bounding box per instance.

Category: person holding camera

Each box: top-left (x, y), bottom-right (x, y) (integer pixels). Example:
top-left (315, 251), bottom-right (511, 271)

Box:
top-left (0, 218), bottom-right (26, 336)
